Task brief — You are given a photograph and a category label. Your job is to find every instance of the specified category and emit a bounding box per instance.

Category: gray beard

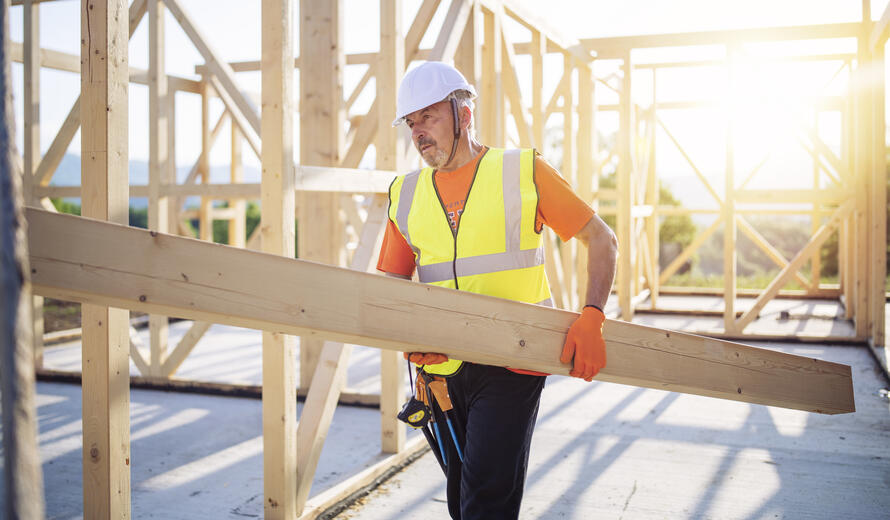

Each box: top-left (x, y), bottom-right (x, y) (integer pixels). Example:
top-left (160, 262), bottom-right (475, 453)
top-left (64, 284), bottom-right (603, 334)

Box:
top-left (421, 146), bottom-right (450, 169)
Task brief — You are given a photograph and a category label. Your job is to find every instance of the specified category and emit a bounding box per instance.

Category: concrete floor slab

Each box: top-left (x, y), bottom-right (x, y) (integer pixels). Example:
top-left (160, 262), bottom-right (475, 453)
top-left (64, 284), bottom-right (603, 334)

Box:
top-left (337, 342), bottom-right (890, 519)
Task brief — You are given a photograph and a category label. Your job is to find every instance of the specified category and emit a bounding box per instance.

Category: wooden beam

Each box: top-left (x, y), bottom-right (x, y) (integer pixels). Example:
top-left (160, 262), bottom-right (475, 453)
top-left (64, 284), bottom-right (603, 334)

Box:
top-left (404, 0), bottom-right (440, 61)
top-left (9, 41), bottom-right (201, 93)
top-left (160, 321), bottom-right (211, 376)
top-left (298, 436), bottom-right (428, 520)
top-left (736, 215), bottom-right (810, 288)
top-left (500, 16), bottom-right (533, 147)
top-left (616, 51), bottom-right (633, 320)
top-left (33, 0), bottom-right (146, 189)
top-left (871, 1), bottom-right (890, 49)
top-left (164, 0), bottom-right (260, 134)
top-left (21, 0), bottom-right (46, 372)
top-left (33, 96), bottom-right (79, 187)
top-left (733, 189), bottom-right (852, 205)
top-left (429, 0), bottom-right (471, 62)
top-left (147, 0), bottom-right (169, 377)
top-left (262, 0), bottom-right (297, 517)
top-left (127, 327), bottom-right (150, 377)
top-left (229, 127), bottom-right (246, 247)
top-left (494, 0), bottom-right (593, 63)
top-left (560, 53), bottom-right (578, 308)
top-left (299, 0), bottom-right (344, 389)
top-left (530, 28), bottom-right (545, 148)
top-left (868, 45), bottom-right (886, 362)
top-left (734, 201), bottom-right (854, 332)
top-left (656, 116), bottom-right (723, 206)
top-left (581, 23), bottom-right (862, 54)
top-left (27, 208), bottom-right (855, 415)
top-left (22, 0), bottom-right (39, 197)
top-left (454, 0), bottom-right (481, 104)
top-left (659, 216), bottom-right (722, 285)
top-left (80, 0), bottom-right (131, 517)
top-left (1, 0), bottom-right (46, 512)
top-left (724, 46), bottom-right (738, 334)
top-left (207, 74), bottom-right (261, 157)
top-left (377, 0), bottom-right (406, 457)
top-left (295, 195), bottom-right (389, 514)
top-left (480, 7), bottom-right (503, 145)
top-left (198, 81), bottom-right (212, 242)
top-left (341, 101), bottom-right (378, 168)
top-left (35, 165), bottom-right (396, 199)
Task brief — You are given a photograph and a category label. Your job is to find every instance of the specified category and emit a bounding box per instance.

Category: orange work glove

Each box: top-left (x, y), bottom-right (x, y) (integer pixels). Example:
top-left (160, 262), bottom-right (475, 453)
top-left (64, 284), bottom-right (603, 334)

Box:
top-left (403, 351), bottom-right (449, 365)
top-left (560, 306), bottom-right (607, 382)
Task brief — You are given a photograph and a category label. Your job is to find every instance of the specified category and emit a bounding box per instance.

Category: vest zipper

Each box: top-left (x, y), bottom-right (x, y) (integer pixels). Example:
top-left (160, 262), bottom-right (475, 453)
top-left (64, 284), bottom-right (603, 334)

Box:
top-left (431, 148), bottom-right (488, 291)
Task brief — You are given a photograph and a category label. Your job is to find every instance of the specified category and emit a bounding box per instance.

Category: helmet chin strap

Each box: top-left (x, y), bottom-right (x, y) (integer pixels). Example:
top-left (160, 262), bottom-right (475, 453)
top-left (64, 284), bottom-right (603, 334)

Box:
top-left (445, 98), bottom-right (461, 167)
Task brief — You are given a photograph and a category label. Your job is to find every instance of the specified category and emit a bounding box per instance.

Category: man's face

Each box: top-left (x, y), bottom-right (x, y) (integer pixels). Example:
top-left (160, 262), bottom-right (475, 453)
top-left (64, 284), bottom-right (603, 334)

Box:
top-left (405, 100), bottom-right (454, 169)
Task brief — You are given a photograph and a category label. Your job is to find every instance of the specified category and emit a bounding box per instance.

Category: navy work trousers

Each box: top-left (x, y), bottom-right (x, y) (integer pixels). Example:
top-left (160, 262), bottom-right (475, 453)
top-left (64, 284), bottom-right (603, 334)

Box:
top-left (427, 362), bottom-right (546, 520)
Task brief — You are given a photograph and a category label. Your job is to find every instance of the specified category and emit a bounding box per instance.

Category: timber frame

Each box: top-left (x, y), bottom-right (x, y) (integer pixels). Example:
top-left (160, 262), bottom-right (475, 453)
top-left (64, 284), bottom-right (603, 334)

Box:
top-left (6, 0), bottom-right (885, 518)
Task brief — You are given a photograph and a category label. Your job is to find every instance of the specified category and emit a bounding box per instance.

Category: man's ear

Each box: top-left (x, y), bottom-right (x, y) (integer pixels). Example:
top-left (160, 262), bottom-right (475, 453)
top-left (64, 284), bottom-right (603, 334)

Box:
top-left (460, 105), bottom-right (473, 130)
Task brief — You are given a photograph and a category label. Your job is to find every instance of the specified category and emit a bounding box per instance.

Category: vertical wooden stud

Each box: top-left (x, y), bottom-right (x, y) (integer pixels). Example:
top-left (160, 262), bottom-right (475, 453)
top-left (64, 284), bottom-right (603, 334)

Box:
top-left (80, 0), bottom-right (131, 517)
top-left (617, 50), bottom-right (633, 320)
top-left (645, 74), bottom-right (659, 309)
top-left (199, 79), bottom-right (213, 242)
top-left (576, 62), bottom-right (595, 306)
top-left (167, 87), bottom-right (178, 234)
top-left (868, 45), bottom-right (886, 355)
top-left (378, 0), bottom-right (406, 454)
top-left (842, 63), bottom-right (855, 319)
top-left (454, 0), bottom-right (481, 106)
top-left (724, 45), bottom-right (737, 333)
top-left (531, 29), bottom-right (545, 150)
top-left (561, 54), bottom-right (578, 308)
top-left (23, 0), bottom-right (44, 369)
top-left (22, 0), bottom-right (39, 204)
top-left (853, 36), bottom-right (872, 339)
top-left (229, 125), bottom-right (245, 247)
top-left (299, 0), bottom-right (344, 389)
top-left (262, 0), bottom-right (297, 517)
top-left (480, 7), bottom-right (502, 146)
top-left (810, 110), bottom-right (822, 293)
top-left (148, 0), bottom-right (168, 376)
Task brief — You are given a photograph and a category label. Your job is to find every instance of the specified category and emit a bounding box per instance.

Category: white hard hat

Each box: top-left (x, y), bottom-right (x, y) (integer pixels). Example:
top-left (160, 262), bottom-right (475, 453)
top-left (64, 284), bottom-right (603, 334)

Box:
top-left (392, 61), bottom-right (477, 126)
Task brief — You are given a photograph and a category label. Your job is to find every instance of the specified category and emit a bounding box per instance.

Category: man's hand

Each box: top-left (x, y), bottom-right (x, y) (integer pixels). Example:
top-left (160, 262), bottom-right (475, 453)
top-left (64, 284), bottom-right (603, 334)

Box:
top-left (560, 306), bottom-right (607, 381)
top-left (403, 352), bottom-right (449, 365)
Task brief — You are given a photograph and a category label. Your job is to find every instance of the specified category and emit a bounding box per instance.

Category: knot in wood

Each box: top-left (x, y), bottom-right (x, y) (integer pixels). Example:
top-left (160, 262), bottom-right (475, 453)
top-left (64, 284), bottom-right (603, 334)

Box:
top-left (519, 339), bottom-right (526, 348)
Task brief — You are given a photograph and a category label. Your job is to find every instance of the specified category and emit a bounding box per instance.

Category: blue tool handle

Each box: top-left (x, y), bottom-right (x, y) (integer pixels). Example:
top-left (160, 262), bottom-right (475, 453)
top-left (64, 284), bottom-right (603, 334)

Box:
top-left (432, 422), bottom-right (447, 466)
top-left (445, 418), bottom-right (464, 462)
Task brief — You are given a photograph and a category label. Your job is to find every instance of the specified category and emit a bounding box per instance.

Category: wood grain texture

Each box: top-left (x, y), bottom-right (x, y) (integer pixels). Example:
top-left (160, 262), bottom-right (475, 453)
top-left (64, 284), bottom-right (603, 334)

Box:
top-left (27, 209), bottom-right (855, 415)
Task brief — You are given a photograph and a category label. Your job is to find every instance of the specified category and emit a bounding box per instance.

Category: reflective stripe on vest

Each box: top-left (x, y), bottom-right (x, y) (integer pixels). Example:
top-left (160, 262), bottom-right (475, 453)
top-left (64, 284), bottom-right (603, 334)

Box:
top-left (388, 148), bottom-right (552, 376)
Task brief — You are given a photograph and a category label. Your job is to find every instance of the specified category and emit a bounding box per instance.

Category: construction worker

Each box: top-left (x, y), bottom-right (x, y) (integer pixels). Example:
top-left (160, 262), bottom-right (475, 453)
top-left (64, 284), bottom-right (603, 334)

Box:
top-left (378, 61), bottom-right (618, 520)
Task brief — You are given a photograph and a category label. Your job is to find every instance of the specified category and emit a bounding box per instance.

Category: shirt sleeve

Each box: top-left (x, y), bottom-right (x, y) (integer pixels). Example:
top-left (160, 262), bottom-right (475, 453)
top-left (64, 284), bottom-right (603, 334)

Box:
top-left (534, 155), bottom-right (595, 241)
top-left (376, 218), bottom-right (417, 277)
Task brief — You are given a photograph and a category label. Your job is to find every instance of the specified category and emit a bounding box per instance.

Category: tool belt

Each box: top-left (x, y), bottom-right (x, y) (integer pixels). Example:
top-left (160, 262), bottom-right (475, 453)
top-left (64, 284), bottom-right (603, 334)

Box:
top-left (397, 370), bottom-right (451, 428)
top-left (397, 365), bottom-right (464, 470)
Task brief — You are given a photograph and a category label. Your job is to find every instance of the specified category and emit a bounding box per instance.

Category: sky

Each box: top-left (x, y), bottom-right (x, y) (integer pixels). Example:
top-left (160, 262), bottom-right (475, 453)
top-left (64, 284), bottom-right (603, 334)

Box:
top-left (7, 0), bottom-right (888, 196)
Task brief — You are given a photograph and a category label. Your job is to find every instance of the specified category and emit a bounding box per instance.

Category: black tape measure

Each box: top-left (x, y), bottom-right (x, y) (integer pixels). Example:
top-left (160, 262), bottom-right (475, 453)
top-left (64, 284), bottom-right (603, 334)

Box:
top-left (397, 397), bottom-right (431, 429)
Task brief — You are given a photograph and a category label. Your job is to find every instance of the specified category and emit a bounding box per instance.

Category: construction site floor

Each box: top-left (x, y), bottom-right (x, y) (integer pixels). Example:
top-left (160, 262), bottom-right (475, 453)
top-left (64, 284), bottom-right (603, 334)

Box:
top-left (3, 298), bottom-right (889, 519)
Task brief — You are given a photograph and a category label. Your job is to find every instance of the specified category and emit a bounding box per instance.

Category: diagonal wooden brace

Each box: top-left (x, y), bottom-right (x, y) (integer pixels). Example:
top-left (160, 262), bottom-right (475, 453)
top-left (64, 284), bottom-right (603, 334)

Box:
top-left (25, 208), bottom-right (854, 415)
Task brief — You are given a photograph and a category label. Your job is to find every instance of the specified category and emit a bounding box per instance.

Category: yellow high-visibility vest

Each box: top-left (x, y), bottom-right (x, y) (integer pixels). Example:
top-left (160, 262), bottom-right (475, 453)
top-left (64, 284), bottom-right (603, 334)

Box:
top-left (388, 147), bottom-right (552, 376)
